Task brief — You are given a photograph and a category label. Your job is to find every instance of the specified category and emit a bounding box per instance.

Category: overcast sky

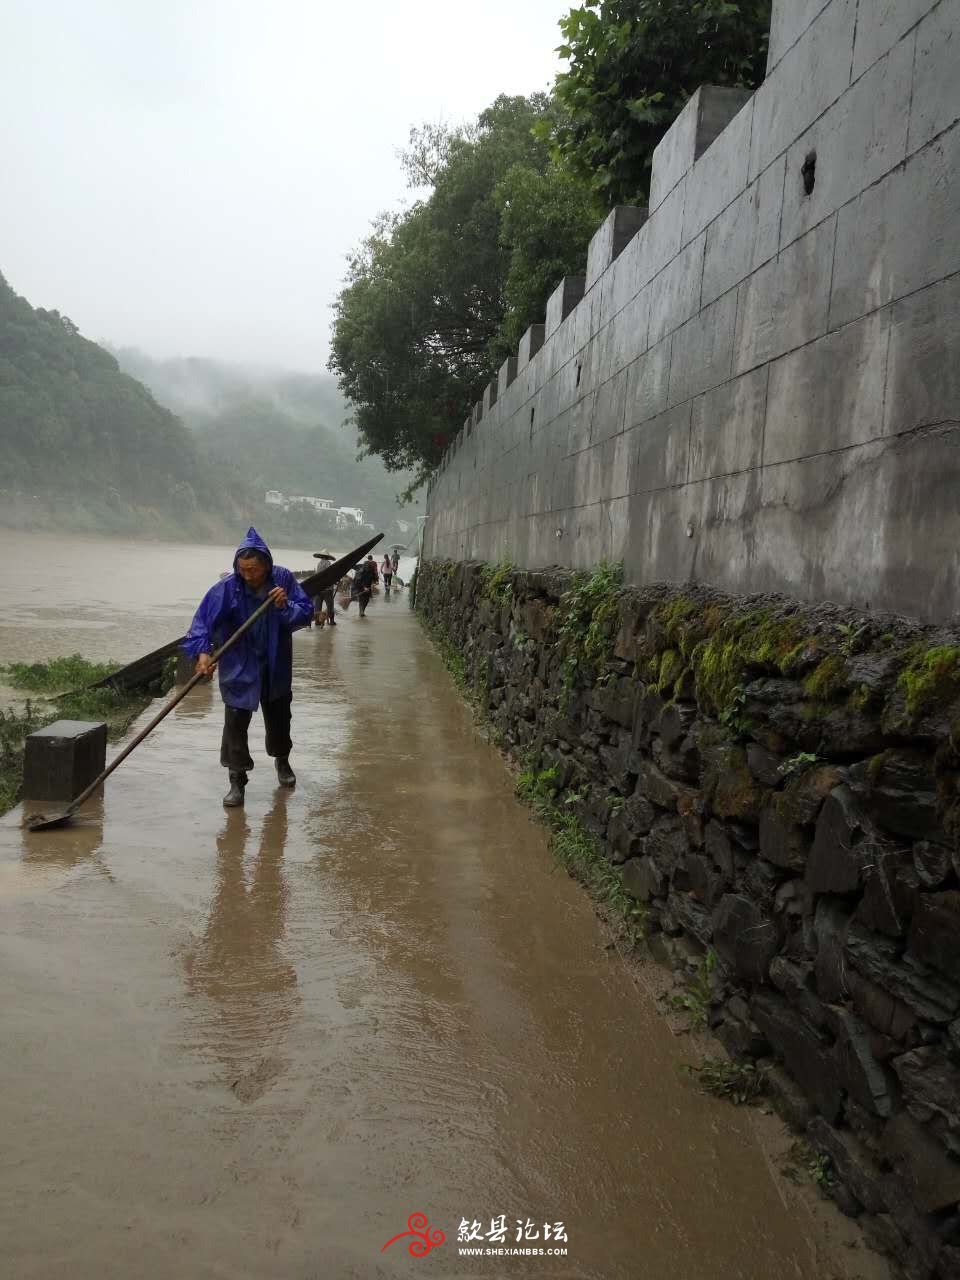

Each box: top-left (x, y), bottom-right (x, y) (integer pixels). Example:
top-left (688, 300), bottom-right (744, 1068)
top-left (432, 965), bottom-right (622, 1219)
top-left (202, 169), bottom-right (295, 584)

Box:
top-left (1, 0), bottom-right (566, 371)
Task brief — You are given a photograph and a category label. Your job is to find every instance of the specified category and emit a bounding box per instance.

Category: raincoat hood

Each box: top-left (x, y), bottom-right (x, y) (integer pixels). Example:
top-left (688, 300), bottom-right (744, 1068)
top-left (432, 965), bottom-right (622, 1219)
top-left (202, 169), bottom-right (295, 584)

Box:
top-left (233, 527), bottom-right (273, 574)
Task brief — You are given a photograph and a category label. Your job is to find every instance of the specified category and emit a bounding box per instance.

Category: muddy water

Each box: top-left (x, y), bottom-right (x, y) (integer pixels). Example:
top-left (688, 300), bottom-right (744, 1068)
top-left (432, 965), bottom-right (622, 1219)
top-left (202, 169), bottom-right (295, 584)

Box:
top-left (0, 535), bottom-right (886, 1279)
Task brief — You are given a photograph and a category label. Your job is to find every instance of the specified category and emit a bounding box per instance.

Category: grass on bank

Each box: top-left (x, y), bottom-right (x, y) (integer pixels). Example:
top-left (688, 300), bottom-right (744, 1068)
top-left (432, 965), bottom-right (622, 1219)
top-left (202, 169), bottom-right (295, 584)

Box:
top-left (515, 762), bottom-right (649, 950)
top-left (0, 655), bottom-right (175, 815)
top-left (681, 1057), bottom-right (769, 1105)
top-left (4, 652), bottom-right (121, 692)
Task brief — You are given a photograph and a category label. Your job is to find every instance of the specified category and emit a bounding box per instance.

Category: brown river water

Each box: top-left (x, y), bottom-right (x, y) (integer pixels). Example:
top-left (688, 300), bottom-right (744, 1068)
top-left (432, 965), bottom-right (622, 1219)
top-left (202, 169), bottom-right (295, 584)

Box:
top-left (0, 532), bottom-right (888, 1279)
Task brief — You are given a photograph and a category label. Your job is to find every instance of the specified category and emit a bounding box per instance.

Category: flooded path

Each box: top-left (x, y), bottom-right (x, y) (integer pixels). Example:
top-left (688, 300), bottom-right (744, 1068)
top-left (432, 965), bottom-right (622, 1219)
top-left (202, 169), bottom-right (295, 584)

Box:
top-left (0, 540), bottom-right (885, 1279)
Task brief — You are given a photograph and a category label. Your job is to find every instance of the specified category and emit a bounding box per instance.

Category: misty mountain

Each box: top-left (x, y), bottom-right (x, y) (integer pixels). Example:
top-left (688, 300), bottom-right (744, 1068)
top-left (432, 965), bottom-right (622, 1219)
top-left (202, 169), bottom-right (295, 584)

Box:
top-left (0, 271), bottom-right (246, 537)
top-left (109, 348), bottom-right (348, 427)
top-left (110, 348), bottom-right (423, 530)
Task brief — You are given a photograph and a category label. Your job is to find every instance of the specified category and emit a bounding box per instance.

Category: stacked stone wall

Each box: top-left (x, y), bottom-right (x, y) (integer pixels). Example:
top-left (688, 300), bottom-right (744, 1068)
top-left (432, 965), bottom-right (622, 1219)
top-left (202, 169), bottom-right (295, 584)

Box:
top-left (418, 559), bottom-right (960, 1280)
top-left (423, 0), bottom-right (960, 623)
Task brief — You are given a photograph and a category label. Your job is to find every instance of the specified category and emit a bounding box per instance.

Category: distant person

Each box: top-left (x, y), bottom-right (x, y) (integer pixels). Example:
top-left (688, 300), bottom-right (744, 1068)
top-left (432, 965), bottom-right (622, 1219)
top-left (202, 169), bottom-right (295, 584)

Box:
top-left (312, 549), bottom-right (338, 627)
top-left (353, 554), bottom-right (378, 617)
top-left (182, 527), bottom-right (314, 807)
top-left (391, 550), bottom-right (400, 574)
top-left (381, 554), bottom-right (393, 594)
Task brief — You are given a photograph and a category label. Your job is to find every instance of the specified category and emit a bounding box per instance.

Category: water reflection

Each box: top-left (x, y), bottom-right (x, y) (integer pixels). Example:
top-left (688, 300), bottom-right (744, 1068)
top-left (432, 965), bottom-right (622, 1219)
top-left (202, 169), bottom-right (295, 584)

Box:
top-left (172, 678), bottom-right (214, 720)
top-left (183, 793), bottom-right (298, 1099)
top-left (19, 801), bottom-right (110, 877)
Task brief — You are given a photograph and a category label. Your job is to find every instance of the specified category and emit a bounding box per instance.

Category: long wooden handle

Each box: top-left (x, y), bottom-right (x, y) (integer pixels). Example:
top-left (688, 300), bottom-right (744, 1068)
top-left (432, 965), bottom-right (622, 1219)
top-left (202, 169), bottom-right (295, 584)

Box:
top-left (64, 594), bottom-right (277, 816)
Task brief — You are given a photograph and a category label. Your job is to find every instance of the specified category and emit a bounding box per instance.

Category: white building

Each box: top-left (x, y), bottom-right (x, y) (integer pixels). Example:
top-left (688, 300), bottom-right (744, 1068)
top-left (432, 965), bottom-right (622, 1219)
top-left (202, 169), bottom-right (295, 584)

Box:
top-left (290, 496), bottom-right (336, 512)
top-left (337, 506), bottom-right (364, 525)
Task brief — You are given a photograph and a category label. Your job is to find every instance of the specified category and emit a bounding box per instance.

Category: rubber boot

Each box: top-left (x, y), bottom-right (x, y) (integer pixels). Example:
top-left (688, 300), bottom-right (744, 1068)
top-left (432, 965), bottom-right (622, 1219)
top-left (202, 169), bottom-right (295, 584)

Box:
top-left (223, 771), bottom-right (246, 807)
top-left (276, 757), bottom-right (296, 787)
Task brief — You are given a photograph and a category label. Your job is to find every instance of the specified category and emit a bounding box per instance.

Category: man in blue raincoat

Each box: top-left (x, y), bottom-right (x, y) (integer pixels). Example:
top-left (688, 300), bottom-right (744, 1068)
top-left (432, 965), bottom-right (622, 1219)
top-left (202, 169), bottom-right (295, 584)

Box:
top-left (182, 528), bottom-right (314, 807)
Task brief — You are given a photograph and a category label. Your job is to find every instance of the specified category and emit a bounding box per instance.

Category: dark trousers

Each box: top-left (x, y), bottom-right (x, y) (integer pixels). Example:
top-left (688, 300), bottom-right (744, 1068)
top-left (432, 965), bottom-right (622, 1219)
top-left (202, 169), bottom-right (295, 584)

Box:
top-left (316, 588), bottom-right (336, 620)
top-left (220, 694), bottom-right (292, 771)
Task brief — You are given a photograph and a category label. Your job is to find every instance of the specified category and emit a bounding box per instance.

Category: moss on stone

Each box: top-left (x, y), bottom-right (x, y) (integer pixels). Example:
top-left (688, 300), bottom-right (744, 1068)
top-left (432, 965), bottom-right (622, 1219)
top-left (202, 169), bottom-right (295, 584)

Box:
top-left (803, 654), bottom-right (849, 701)
top-left (672, 666), bottom-right (696, 701)
top-left (848, 683), bottom-right (872, 712)
top-left (866, 749), bottom-right (892, 785)
top-left (896, 645), bottom-right (960, 720)
top-left (656, 649), bottom-right (683, 696)
top-left (649, 601), bottom-right (815, 721)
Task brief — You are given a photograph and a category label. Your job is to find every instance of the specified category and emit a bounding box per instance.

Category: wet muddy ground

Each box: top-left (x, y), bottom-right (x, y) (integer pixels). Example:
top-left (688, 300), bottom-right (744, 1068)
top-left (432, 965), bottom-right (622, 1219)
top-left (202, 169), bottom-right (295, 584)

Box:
top-left (0, 543), bottom-right (889, 1279)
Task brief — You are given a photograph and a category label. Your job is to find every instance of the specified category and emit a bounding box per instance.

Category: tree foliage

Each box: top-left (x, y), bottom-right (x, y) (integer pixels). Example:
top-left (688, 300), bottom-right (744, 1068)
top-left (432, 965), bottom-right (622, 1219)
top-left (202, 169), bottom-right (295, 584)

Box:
top-left (329, 95), bottom-right (600, 478)
top-left (546, 0), bottom-right (771, 207)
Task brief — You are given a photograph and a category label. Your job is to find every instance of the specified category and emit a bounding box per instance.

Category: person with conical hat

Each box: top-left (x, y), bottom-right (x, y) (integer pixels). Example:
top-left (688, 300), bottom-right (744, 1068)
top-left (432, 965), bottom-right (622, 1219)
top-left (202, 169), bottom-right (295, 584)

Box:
top-left (182, 527), bottom-right (314, 807)
top-left (312, 549), bottom-right (338, 628)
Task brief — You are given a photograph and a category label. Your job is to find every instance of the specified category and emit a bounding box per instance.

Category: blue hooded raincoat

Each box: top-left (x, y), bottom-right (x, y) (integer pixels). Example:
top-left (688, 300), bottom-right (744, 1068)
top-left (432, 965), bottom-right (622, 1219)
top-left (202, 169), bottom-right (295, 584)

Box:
top-left (182, 528), bottom-right (314, 710)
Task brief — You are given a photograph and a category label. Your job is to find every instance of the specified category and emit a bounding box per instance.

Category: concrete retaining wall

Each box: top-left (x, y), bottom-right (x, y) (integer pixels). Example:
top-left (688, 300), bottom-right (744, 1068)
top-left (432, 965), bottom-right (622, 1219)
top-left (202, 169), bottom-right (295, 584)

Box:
top-left (423, 0), bottom-right (960, 624)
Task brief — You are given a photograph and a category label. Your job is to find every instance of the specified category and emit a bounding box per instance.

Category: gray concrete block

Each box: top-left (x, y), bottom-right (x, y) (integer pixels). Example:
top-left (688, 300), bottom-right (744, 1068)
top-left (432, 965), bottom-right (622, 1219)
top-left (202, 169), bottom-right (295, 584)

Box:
top-left (830, 126), bottom-right (960, 327)
top-left (853, 0), bottom-right (937, 81)
top-left (750, 0), bottom-right (857, 183)
top-left (624, 335), bottom-right (672, 430)
top-left (688, 367), bottom-right (767, 483)
top-left (585, 207), bottom-right (648, 291)
top-left (766, 0), bottom-right (833, 73)
top-left (568, 387), bottom-right (596, 455)
top-left (610, 429), bottom-right (638, 499)
top-left (908, 0), bottom-right (960, 154)
top-left (555, 358), bottom-right (581, 417)
top-left (498, 356), bottom-right (518, 396)
top-left (681, 97), bottom-right (754, 246)
top-left (624, 484), bottom-right (698, 585)
top-left (689, 470), bottom-right (763, 587)
top-left (518, 323), bottom-right (545, 369)
top-left (756, 429), bottom-right (960, 621)
top-left (483, 380), bottom-right (498, 414)
top-left (778, 34), bottom-right (912, 251)
top-left (599, 233), bottom-right (641, 329)
top-left (545, 275), bottom-right (585, 338)
top-left (650, 86), bottom-right (753, 214)
top-left (573, 284), bottom-right (602, 354)
top-left (632, 403), bottom-right (692, 493)
top-left (702, 157), bottom-right (784, 308)
top-left (667, 289), bottom-right (737, 406)
top-left (550, 334), bottom-right (574, 393)
top-left (23, 719), bottom-right (107, 803)
top-left (734, 217), bottom-right (835, 375)
top-left (883, 273), bottom-right (960, 437)
top-left (637, 180), bottom-right (686, 291)
top-left (763, 309), bottom-right (890, 464)
top-left (647, 234), bottom-right (706, 347)
top-left (573, 436), bottom-right (619, 508)
top-left (590, 368), bottom-right (629, 447)
top-left (598, 289), bottom-right (649, 385)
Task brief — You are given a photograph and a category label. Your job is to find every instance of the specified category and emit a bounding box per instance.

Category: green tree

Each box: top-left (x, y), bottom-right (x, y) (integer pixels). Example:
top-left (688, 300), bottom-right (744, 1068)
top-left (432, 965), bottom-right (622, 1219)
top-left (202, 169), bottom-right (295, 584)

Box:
top-left (330, 95), bottom-right (599, 479)
top-left (494, 161), bottom-right (602, 365)
top-left (546, 0), bottom-right (771, 207)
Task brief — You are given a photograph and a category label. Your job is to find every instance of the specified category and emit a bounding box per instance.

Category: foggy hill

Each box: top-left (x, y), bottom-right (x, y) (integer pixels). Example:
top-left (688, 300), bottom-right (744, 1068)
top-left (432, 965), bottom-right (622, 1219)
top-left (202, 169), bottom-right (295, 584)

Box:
top-left (0, 271), bottom-right (246, 538)
top-left (110, 348), bottom-right (423, 531)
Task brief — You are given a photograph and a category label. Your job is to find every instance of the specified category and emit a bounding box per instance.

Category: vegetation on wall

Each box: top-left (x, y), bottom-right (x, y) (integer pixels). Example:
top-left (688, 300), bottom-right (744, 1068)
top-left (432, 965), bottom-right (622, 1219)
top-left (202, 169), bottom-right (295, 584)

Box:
top-left (544, 0), bottom-right (772, 206)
